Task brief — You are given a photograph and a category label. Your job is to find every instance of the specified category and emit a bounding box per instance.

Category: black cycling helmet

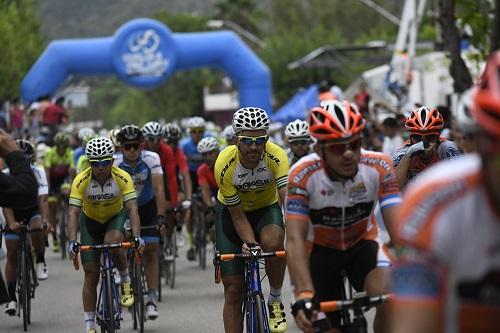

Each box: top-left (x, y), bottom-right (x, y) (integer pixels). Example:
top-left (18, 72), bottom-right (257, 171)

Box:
top-left (164, 123), bottom-right (182, 141)
top-left (16, 139), bottom-right (35, 157)
top-left (54, 132), bottom-right (70, 146)
top-left (117, 125), bottom-right (143, 143)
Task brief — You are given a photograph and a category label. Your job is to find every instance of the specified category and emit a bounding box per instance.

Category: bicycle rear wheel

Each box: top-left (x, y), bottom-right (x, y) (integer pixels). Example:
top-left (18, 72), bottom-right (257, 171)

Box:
top-left (19, 248), bottom-right (29, 331)
top-left (58, 203), bottom-right (68, 260)
top-left (158, 238), bottom-right (164, 302)
top-left (164, 232), bottom-right (176, 289)
top-left (197, 208), bottom-right (207, 270)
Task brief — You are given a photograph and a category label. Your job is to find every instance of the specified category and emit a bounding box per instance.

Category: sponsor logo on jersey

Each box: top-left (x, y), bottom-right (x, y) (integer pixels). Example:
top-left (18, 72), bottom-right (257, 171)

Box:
top-left (266, 151), bottom-right (281, 166)
top-left (219, 157), bottom-right (235, 185)
top-left (349, 182), bottom-right (367, 201)
top-left (361, 155), bottom-right (391, 172)
top-left (88, 193), bottom-right (116, 200)
top-left (288, 186), bottom-right (309, 196)
top-left (112, 170), bottom-right (129, 183)
top-left (286, 198), bottom-right (309, 215)
top-left (237, 172), bottom-right (249, 178)
top-left (292, 161), bottom-right (322, 183)
top-left (75, 171), bottom-right (92, 189)
top-left (235, 178), bottom-right (271, 190)
top-left (257, 167), bottom-right (266, 173)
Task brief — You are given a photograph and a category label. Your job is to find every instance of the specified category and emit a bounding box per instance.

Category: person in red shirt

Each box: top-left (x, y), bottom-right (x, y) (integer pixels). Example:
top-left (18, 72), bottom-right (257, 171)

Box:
top-left (196, 137), bottom-right (219, 207)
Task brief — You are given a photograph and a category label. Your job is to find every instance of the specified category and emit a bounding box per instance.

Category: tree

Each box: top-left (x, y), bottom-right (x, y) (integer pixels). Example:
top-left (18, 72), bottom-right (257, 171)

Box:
top-left (0, 0), bottom-right (43, 101)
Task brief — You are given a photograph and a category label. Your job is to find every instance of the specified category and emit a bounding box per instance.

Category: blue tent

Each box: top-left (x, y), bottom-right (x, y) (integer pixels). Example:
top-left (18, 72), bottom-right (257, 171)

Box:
top-left (270, 84), bottom-right (318, 123)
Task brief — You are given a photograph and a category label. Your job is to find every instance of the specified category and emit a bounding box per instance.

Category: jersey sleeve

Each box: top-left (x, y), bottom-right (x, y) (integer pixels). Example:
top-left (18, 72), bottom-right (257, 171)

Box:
top-left (161, 144), bottom-right (179, 206)
top-left (114, 169), bottom-right (137, 203)
top-left (177, 150), bottom-right (189, 173)
top-left (69, 171), bottom-right (87, 208)
top-left (377, 154), bottom-right (402, 210)
top-left (392, 147), bottom-right (407, 168)
top-left (68, 150), bottom-right (75, 169)
top-left (267, 143), bottom-right (289, 190)
top-left (214, 150), bottom-right (240, 206)
top-left (35, 166), bottom-right (49, 196)
top-left (144, 151), bottom-right (163, 174)
top-left (197, 164), bottom-right (208, 186)
top-left (437, 140), bottom-right (462, 160)
top-left (286, 163), bottom-right (311, 222)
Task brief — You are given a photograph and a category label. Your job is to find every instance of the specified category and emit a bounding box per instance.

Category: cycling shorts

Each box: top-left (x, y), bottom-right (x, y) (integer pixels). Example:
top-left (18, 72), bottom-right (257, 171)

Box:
top-left (79, 209), bottom-right (127, 264)
top-left (4, 212), bottom-right (41, 241)
top-left (138, 199), bottom-right (159, 243)
top-left (215, 199), bottom-right (284, 277)
top-left (310, 240), bottom-right (391, 328)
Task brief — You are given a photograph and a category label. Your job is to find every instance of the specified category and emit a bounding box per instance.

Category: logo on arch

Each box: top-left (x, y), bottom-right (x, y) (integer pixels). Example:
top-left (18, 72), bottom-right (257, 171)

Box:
top-left (111, 18), bottom-right (177, 88)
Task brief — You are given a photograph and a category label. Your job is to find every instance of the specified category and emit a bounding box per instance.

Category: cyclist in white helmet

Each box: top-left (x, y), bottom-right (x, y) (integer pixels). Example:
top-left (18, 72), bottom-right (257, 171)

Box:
top-left (455, 88), bottom-right (479, 153)
top-left (221, 124), bottom-right (237, 146)
top-left (74, 127), bottom-right (96, 165)
top-left (285, 119), bottom-right (313, 166)
top-left (67, 137), bottom-right (144, 333)
top-left (180, 116), bottom-right (208, 261)
top-left (108, 128), bottom-right (121, 152)
top-left (214, 107), bottom-right (289, 333)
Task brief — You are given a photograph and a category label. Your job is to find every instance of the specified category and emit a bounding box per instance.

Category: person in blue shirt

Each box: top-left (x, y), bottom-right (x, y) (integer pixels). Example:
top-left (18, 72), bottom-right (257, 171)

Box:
top-left (73, 127), bottom-right (95, 165)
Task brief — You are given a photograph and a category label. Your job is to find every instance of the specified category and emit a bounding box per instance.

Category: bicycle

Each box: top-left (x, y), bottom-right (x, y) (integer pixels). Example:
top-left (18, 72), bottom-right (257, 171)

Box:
top-left (128, 245), bottom-right (146, 333)
top-left (58, 196), bottom-right (69, 260)
top-left (191, 193), bottom-right (207, 270)
top-left (158, 207), bottom-right (179, 299)
top-left (73, 241), bottom-right (136, 333)
top-left (1, 220), bottom-right (42, 331)
top-left (214, 247), bottom-right (286, 333)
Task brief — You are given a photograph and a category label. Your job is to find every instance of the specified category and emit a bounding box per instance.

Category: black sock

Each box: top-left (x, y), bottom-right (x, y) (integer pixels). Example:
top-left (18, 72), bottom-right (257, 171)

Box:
top-left (7, 282), bottom-right (16, 302)
top-left (36, 252), bottom-right (45, 263)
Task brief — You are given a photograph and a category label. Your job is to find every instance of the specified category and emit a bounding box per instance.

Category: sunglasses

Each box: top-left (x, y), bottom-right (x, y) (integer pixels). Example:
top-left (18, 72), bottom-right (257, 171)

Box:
top-left (145, 135), bottom-right (161, 142)
top-left (290, 139), bottom-right (311, 146)
top-left (238, 135), bottom-right (268, 146)
top-left (190, 128), bottom-right (205, 134)
top-left (123, 143), bottom-right (141, 151)
top-left (411, 134), bottom-right (439, 145)
top-left (89, 158), bottom-right (113, 167)
top-left (324, 138), bottom-right (362, 154)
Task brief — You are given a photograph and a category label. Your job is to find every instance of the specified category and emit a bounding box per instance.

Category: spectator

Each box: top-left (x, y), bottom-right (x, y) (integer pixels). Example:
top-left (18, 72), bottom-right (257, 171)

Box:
top-left (329, 79), bottom-right (344, 101)
top-left (381, 117), bottom-right (404, 159)
top-left (9, 98), bottom-right (24, 138)
top-left (354, 81), bottom-right (371, 115)
top-left (318, 80), bottom-right (336, 101)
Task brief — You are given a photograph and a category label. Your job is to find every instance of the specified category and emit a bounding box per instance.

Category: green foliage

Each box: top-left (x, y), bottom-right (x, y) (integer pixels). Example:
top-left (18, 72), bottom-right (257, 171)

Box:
top-left (456, 0), bottom-right (494, 57)
top-left (0, 0), bottom-right (42, 101)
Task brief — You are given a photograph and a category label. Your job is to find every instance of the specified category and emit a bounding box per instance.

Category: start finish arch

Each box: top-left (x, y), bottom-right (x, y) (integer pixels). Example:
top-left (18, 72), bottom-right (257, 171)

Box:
top-left (21, 18), bottom-right (272, 113)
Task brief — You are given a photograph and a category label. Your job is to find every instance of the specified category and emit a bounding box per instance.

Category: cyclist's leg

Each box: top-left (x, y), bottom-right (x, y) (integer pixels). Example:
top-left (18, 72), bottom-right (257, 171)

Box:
top-left (215, 200), bottom-right (245, 333)
top-left (29, 214), bottom-right (48, 279)
top-left (4, 235), bottom-right (19, 312)
top-left (47, 193), bottom-right (59, 249)
top-left (138, 199), bottom-right (160, 316)
top-left (80, 213), bottom-right (104, 332)
top-left (347, 239), bottom-right (391, 333)
top-left (310, 244), bottom-right (347, 328)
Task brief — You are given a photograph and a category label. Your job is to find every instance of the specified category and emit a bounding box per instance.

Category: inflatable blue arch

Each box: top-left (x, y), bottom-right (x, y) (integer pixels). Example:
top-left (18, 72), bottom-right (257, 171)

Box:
top-left (21, 18), bottom-right (272, 113)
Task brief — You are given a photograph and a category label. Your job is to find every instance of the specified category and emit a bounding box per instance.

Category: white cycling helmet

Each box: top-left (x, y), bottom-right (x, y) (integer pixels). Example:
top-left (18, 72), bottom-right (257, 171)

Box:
top-left (285, 119), bottom-right (310, 140)
top-left (78, 127), bottom-right (96, 141)
top-left (86, 137), bottom-right (115, 159)
top-left (197, 137), bottom-right (220, 154)
top-left (187, 116), bottom-right (206, 130)
top-left (142, 121), bottom-right (164, 137)
top-left (221, 125), bottom-right (236, 140)
top-left (456, 88), bottom-right (478, 135)
top-left (36, 142), bottom-right (49, 159)
top-left (108, 129), bottom-right (121, 147)
top-left (232, 107), bottom-right (270, 133)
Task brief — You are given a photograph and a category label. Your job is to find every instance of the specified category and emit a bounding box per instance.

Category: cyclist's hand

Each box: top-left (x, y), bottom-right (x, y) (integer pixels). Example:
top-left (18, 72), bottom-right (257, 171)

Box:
top-left (42, 218), bottom-right (53, 234)
top-left (67, 240), bottom-right (80, 260)
top-left (181, 200), bottom-right (192, 210)
top-left (242, 242), bottom-right (260, 255)
top-left (292, 294), bottom-right (319, 332)
top-left (8, 221), bottom-right (21, 232)
top-left (133, 236), bottom-right (145, 254)
top-left (406, 141), bottom-right (425, 157)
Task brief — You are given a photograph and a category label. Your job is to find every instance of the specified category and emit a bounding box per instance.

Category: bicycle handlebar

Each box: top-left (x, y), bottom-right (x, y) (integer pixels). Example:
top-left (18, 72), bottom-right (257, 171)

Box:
top-left (73, 241), bottom-right (135, 270)
top-left (319, 294), bottom-right (392, 313)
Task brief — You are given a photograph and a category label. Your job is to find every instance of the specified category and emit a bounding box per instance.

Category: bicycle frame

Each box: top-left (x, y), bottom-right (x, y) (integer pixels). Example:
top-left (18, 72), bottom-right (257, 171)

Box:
top-left (214, 249), bottom-right (286, 333)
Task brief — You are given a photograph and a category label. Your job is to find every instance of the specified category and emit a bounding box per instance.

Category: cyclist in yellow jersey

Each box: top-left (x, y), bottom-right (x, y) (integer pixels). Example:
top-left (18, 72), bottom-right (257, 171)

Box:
top-left (66, 137), bottom-right (144, 333)
top-left (214, 107), bottom-right (289, 333)
top-left (44, 132), bottom-right (75, 252)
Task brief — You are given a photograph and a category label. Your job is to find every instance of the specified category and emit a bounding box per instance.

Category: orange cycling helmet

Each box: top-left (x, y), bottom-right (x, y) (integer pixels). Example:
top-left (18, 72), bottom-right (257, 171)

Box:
top-left (405, 106), bottom-right (444, 134)
top-left (473, 51), bottom-right (500, 136)
top-left (308, 100), bottom-right (366, 140)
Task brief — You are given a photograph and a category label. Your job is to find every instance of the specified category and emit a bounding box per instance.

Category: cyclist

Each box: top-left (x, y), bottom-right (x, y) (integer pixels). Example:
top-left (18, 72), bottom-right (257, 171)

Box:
top-left (76, 134), bottom-right (98, 174)
top-left (284, 119), bottom-right (313, 166)
top-left (456, 88), bottom-right (479, 153)
top-left (164, 122), bottom-right (193, 249)
top-left (390, 51), bottom-right (500, 333)
top-left (66, 137), bottom-right (143, 333)
top-left (73, 127), bottom-right (96, 165)
top-left (3, 139), bottom-right (50, 315)
top-left (44, 131), bottom-right (75, 252)
top-left (286, 100), bottom-right (401, 332)
top-left (221, 124), bottom-right (237, 147)
top-left (141, 121), bottom-right (177, 233)
top-left (393, 106), bottom-right (461, 189)
top-left (108, 128), bottom-right (121, 153)
top-left (214, 107), bottom-right (289, 333)
top-left (180, 116), bottom-right (208, 260)
top-left (114, 125), bottom-right (166, 320)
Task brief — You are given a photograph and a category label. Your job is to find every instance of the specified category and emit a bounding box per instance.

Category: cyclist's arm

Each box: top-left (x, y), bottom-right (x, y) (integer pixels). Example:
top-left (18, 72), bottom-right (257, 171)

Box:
top-left (199, 183), bottom-right (214, 208)
top-left (152, 173), bottom-right (166, 216)
top-left (180, 169), bottom-right (193, 201)
top-left (227, 204), bottom-right (256, 244)
top-left (39, 194), bottom-right (50, 224)
top-left (277, 186), bottom-right (286, 210)
top-left (394, 153), bottom-right (410, 189)
top-left (377, 155), bottom-right (402, 240)
top-left (124, 199), bottom-right (141, 238)
top-left (2, 207), bottom-right (16, 227)
top-left (44, 166), bottom-right (51, 187)
top-left (67, 205), bottom-right (81, 242)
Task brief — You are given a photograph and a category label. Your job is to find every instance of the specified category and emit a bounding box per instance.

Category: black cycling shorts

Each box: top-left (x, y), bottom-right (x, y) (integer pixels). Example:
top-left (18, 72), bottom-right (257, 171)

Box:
top-left (139, 199), bottom-right (159, 243)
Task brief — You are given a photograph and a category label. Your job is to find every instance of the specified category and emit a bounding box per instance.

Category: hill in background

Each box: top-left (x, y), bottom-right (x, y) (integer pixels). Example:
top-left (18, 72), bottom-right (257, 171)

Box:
top-left (38, 0), bottom-right (218, 39)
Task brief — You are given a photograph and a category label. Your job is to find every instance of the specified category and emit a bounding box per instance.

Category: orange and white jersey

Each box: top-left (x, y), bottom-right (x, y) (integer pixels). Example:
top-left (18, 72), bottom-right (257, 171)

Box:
top-left (286, 150), bottom-right (402, 251)
top-left (393, 154), bottom-right (500, 333)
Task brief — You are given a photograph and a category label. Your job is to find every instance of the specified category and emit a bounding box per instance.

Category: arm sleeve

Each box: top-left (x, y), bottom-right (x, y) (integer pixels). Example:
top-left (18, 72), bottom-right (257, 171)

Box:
top-left (214, 154), bottom-right (240, 206)
top-left (197, 165), bottom-right (208, 186)
top-left (145, 152), bottom-right (163, 174)
top-left (36, 166), bottom-right (49, 196)
top-left (269, 145), bottom-right (289, 190)
top-left (377, 155), bottom-right (402, 210)
top-left (285, 165), bottom-right (310, 222)
top-left (177, 150), bottom-right (189, 173)
top-left (392, 148), bottom-right (407, 168)
top-left (68, 174), bottom-right (84, 208)
top-left (0, 151), bottom-right (38, 209)
top-left (117, 171), bottom-right (137, 203)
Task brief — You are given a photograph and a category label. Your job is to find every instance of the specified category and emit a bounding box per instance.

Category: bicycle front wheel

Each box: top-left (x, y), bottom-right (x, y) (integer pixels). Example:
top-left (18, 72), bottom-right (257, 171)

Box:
top-left (133, 263), bottom-right (145, 333)
top-left (198, 209), bottom-right (207, 270)
top-left (20, 249), bottom-right (29, 331)
top-left (250, 293), bottom-right (267, 333)
top-left (105, 270), bottom-right (116, 333)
